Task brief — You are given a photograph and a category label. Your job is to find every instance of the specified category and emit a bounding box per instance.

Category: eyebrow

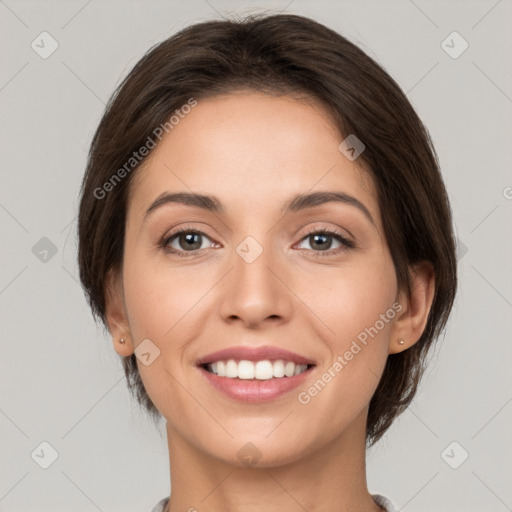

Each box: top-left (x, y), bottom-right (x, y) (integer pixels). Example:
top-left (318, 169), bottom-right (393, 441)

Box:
top-left (144, 191), bottom-right (374, 225)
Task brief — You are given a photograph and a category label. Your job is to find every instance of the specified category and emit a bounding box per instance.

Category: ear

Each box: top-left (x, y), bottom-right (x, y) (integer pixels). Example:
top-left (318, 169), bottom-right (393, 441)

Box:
top-left (389, 261), bottom-right (435, 354)
top-left (104, 268), bottom-right (133, 356)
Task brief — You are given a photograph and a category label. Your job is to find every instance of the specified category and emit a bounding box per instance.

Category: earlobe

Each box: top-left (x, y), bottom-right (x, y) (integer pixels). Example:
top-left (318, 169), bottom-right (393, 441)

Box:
top-left (104, 268), bottom-right (133, 355)
top-left (389, 261), bottom-right (435, 355)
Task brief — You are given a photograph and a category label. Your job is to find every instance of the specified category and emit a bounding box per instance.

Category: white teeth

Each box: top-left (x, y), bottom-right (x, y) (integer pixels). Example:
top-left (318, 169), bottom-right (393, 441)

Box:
top-left (225, 359), bottom-right (238, 378)
top-left (272, 360), bottom-right (285, 378)
top-left (206, 359), bottom-right (309, 379)
top-left (238, 360), bottom-right (254, 380)
top-left (284, 361), bottom-right (296, 377)
top-left (255, 360), bottom-right (273, 380)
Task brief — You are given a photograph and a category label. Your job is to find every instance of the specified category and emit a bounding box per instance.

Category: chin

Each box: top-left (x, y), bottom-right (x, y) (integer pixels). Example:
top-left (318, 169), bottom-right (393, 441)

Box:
top-left (201, 432), bottom-right (321, 469)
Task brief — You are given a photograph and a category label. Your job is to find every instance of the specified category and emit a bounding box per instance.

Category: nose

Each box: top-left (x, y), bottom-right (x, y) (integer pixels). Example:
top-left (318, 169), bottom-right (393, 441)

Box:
top-left (218, 237), bottom-right (294, 329)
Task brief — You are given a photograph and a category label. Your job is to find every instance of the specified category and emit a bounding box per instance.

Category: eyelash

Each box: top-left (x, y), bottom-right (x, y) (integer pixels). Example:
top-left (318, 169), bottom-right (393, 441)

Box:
top-left (159, 225), bottom-right (355, 258)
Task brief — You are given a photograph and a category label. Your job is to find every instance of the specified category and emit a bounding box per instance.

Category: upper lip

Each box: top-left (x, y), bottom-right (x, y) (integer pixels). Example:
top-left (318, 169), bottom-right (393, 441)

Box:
top-left (196, 345), bottom-right (316, 366)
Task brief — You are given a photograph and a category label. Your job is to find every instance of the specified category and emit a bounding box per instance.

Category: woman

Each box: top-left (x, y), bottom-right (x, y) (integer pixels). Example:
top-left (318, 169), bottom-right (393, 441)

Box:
top-left (77, 13), bottom-right (457, 512)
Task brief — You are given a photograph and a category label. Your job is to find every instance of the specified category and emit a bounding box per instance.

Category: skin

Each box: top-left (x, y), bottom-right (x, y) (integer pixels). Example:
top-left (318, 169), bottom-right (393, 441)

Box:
top-left (105, 91), bottom-right (435, 512)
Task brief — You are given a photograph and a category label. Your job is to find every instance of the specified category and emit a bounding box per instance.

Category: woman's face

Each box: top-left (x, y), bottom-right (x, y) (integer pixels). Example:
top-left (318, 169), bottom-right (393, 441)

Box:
top-left (114, 91), bottom-right (404, 466)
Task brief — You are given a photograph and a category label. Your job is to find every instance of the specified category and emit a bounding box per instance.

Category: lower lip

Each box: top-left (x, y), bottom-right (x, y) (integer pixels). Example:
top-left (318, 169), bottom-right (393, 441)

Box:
top-left (199, 366), bottom-right (314, 403)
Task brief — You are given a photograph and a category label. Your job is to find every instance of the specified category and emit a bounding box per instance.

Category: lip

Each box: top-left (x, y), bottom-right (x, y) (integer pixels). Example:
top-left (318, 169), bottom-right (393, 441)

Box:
top-left (198, 364), bottom-right (315, 403)
top-left (196, 345), bottom-right (316, 366)
top-left (196, 345), bottom-right (316, 403)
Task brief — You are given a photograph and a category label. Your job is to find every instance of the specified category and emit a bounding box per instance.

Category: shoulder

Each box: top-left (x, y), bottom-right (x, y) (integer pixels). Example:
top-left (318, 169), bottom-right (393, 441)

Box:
top-left (372, 493), bottom-right (399, 512)
top-left (150, 496), bottom-right (169, 512)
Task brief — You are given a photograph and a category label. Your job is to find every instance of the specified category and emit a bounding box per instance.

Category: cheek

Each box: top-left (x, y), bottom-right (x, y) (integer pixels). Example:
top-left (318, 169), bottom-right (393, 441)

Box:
top-left (305, 248), bottom-right (397, 390)
top-left (295, 285), bottom-right (396, 434)
top-left (121, 250), bottom-right (201, 415)
top-left (122, 249), bottom-right (206, 342)
top-left (307, 248), bottom-right (397, 341)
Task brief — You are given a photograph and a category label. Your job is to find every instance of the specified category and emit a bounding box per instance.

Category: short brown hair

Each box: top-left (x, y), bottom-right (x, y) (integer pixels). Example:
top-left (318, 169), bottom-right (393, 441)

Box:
top-left (77, 13), bottom-right (457, 446)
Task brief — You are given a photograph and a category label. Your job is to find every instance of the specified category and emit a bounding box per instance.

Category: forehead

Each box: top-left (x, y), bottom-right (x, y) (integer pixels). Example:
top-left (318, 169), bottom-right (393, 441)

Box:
top-left (128, 91), bottom-right (379, 226)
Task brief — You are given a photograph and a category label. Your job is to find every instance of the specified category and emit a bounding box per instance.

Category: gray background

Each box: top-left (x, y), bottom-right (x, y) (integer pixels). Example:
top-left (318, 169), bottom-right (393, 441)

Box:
top-left (1, 0), bottom-right (511, 511)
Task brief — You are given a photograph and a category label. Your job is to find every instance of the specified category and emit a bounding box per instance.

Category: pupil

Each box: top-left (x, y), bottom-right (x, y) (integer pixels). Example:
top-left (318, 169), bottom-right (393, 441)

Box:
top-left (181, 233), bottom-right (201, 250)
top-left (312, 234), bottom-right (331, 250)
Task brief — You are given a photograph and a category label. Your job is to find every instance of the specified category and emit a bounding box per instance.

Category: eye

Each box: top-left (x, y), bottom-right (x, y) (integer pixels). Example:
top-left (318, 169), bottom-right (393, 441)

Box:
top-left (159, 225), bottom-right (355, 258)
top-left (295, 228), bottom-right (355, 255)
top-left (160, 226), bottom-right (215, 256)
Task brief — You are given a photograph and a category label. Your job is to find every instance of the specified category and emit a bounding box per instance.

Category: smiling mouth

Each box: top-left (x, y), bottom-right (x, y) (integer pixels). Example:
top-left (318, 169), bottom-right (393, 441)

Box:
top-left (200, 359), bottom-right (316, 380)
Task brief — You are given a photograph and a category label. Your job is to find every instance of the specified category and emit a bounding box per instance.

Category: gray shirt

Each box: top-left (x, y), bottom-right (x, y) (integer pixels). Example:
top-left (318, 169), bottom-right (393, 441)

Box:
top-left (150, 493), bottom-right (398, 511)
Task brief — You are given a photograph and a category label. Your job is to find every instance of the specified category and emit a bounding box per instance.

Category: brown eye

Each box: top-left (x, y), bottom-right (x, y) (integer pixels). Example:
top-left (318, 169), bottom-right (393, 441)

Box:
top-left (296, 228), bottom-right (355, 255)
top-left (162, 228), bottom-right (214, 255)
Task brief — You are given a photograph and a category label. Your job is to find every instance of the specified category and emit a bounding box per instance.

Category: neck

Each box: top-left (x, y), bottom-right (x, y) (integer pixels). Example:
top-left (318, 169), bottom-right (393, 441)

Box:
top-left (164, 409), bottom-right (383, 512)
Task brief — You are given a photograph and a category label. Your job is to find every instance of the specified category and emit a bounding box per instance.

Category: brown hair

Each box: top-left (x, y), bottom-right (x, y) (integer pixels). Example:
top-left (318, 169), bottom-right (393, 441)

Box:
top-left (77, 13), bottom-right (457, 446)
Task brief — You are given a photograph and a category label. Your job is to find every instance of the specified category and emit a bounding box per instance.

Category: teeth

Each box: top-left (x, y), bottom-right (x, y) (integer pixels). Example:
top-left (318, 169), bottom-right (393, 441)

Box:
top-left (238, 360), bottom-right (255, 379)
top-left (272, 360), bottom-right (285, 378)
top-left (284, 361), bottom-right (296, 377)
top-left (226, 359), bottom-right (238, 378)
top-left (255, 360), bottom-right (273, 380)
top-left (206, 359), bottom-right (309, 379)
